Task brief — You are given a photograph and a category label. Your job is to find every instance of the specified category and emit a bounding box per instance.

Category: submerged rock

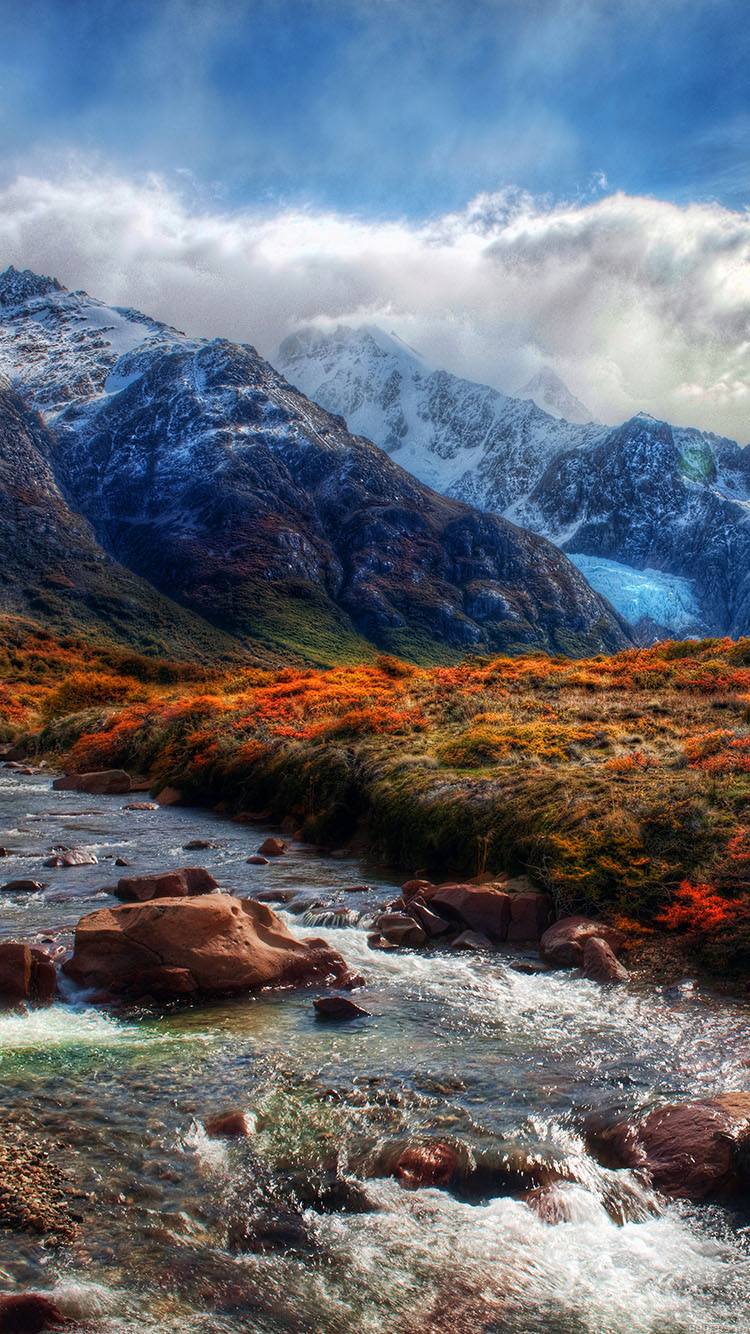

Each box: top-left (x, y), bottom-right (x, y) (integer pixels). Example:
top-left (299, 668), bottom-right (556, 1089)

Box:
top-left (1, 880), bottom-right (44, 894)
top-left (313, 995), bottom-right (370, 1021)
top-left (63, 894), bottom-right (359, 1001)
top-left (392, 1143), bottom-right (460, 1189)
top-left (0, 1123), bottom-right (79, 1245)
top-left (540, 916), bottom-right (627, 968)
top-left (114, 866), bottom-right (218, 902)
top-left (0, 1293), bottom-right (75, 1331)
top-left (205, 1111), bottom-right (253, 1139)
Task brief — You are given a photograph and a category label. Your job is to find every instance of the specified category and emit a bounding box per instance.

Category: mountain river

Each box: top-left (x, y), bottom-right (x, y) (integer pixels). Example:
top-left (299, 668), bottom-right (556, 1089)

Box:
top-left (1, 768), bottom-right (749, 1333)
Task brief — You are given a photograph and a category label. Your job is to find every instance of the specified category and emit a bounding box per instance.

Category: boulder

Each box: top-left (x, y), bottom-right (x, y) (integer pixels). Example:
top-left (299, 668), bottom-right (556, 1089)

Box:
top-left (257, 838), bottom-right (286, 857)
top-left (450, 930), bottom-right (492, 951)
top-left (506, 892), bottom-right (553, 943)
top-left (122, 801), bottom-right (159, 811)
top-left (63, 894), bottom-right (358, 1000)
top-left (409, 900), bottom-right (451, 936)
top-left (114, 866), bottom-right (218, 902)
top-left (392, 1143), bottom-right (460, 1190)
top-left (42, 850), bottom-right (97, 868)
top-left (0, 943), bottom-right (56, 1006)
top-left (401, 878), bottom-right (435, 903)
top-left (246, 855), bottom-right (269, 866)
top-left (0, 1293), bottom-right (74, 1331)
top-left (183, 839), bottom-right (215, 851)
top-left (313, 995), bottom-right (370, 1021)
top-left (589, 1092), bottom-right (750, 1201)
top-left (155, 787), bottom-right (183, 806)
top-left (114, 858), bottom-right (130, 867)
top-left (51, 769), bottom-right (131, 795)
top-left (0, 848), bottom-right (7, 857)
top-left (540, 915), bottom-right (627, 968)
top-left (582, 936), bottom-right (630, 984)
top-left (1, 880), bottom-right (44, 894)
top-left (205, 1111), bottom-right (253, 1138)
top-left (371, 912), bottom-right (427, 948)
top-left (429, 884), bottom-right (511, 940)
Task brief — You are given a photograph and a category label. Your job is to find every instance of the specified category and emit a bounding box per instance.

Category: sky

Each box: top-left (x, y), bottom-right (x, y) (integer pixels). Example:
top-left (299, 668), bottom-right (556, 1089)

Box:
top-left (1, 0), bottom-right (750, 437)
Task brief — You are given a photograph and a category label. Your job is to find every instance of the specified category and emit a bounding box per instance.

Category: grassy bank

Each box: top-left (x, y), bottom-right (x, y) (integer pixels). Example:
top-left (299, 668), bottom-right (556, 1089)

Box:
top-left (4, 619), bottom-right (750, 978)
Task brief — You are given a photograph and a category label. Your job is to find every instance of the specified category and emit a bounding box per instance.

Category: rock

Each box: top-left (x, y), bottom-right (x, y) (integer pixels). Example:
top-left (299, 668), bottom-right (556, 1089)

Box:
top-left (524, 1184), bottom-right (577, 1224)
top-left (51, 769), bottom-right (131, 795)
top-left (0, 943), bottom-right (56, 1006)
top-left (122, 801), bottom-right (159, 811)
top-left (371, 912), bottom-right (427, 948)
top-left (0, 1293), bottom-right (74, 1331)
top-left (42, 851), bottom-right (97, 868)
top-left (2, 761), bottom-right (27, 771)
top-left (540, 915), bottom-right (627, 968)
top-left (114, 857), bottom-right (130, 867)
top-left (589, 1092), bottom-right (750, 1201)
top-left (428, 884), bottom-right (511, 939)
top-left (341, 885), bottom-right (371, 894)
top-left (392, 1143), bottom-right (460, 1190)
top-left (401, 878), bottom-right (435, 902)
top-left (0, 848), bottom-right (7, 856)
top-left (253, 889), bottom-right (297, 903)
top-left (246, 855), bottom-right (269, 865)
top-left (313, 995), bottom-right (370, 1021)
top-left (154, 787), bottom-right (183, 806)
top-left (114, 866), bottom-right (219, 902)
top-left (409, 900), bottom-right (451, 936)
top-left (367, 934), bottom-right (399, 951)
top-left (257, 838), bottom-right (286, 857)
top-left (1, 880), bottom-right (44, 894)
top-left (183, 839), bottom-right (214, 851)
top-left (0, 745), bottom-right (26, 761)
top-left (582, 936), bottom-right (630, 984)
top-left (506, 891), bottom-right (553, 943)
top-left (450, 930), bottom-right (492, 951)
top-left (205, 1111), bottom-right (253, 1138)
top-left (63, 894), bottom-right (358, 1000)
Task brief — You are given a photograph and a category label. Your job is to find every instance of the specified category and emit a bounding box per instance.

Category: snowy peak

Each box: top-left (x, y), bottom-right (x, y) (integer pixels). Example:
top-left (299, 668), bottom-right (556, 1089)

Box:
top-left (518, 367), bottom-right (591, 424)
top-left (0, 264), bottom-right (64, 307)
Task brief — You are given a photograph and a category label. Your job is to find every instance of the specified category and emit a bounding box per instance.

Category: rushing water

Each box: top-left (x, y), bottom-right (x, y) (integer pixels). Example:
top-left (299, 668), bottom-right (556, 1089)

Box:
top-left (1, 768), bottom-right (750, 1333)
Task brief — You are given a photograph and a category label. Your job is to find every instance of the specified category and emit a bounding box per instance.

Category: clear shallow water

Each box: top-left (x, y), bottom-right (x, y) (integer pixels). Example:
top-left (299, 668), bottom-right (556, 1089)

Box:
top-left (1, 771), bottom-right (750, 1332)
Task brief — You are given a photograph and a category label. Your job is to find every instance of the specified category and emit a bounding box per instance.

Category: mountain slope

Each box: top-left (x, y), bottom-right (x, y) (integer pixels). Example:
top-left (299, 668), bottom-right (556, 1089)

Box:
top-left (279, 324), bottom-right (750, 640)
top-left (517, 367), bottom-right (591, 424)
top-left (0, 268), bottom-right (631, 662)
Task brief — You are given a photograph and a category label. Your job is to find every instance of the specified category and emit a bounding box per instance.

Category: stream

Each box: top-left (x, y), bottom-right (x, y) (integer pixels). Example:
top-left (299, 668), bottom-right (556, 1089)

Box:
top-left (1, 768), bottom-right (750, 1333)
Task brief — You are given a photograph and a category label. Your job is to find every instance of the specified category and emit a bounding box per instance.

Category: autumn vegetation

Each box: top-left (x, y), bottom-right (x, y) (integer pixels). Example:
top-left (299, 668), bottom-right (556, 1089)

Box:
top-left (3, 615), bottom-right (750, 976)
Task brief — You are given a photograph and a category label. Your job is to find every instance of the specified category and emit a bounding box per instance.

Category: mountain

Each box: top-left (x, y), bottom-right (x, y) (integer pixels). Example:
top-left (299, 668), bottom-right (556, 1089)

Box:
top-left (279, 324), bottom-right (750, 640)
top-left (0, 266), bottom-right (631, 663)
top-left (517, 367), bottom-right (591, 425)
top-left (0, 385), bottom-right (246, 660)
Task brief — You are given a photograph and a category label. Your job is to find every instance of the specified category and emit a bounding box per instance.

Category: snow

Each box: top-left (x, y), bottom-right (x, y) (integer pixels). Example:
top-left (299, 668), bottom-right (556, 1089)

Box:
top-left (517, 367), bottom-right (592, 424)
top-left (568, 555), bottom-right (702, 632)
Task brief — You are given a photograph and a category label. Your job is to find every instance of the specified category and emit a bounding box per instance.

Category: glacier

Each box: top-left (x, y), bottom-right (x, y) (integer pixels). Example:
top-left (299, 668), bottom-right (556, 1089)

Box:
top-left (567, 555), bottom-right (702, 635)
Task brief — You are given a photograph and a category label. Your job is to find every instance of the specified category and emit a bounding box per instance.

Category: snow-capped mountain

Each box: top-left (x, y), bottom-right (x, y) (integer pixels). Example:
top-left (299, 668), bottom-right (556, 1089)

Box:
top-left (279, 324), bottom-right (750, 640)
top-left (0, 267), bottom-right (631, 662)
top-left (517, 367), bottom-right (591, 425)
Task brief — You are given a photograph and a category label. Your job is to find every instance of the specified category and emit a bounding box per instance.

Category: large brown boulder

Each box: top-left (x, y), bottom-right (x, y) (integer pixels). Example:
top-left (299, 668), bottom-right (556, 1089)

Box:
top-left (540, 915), bottom-right (626, 968)
top-left (52, 770), bottom-right (131, 795)
top-left (589, 1093), bottom-right (750, 1201)
top-left (506, 892), bottom-right (553, 943)
top-left (42, 851), bottom-right (97, 868)
top-left (114, 867), bottom-right (218, 902)
top-left (0, 943), bottom-right (56, 1007)
top-left (429, 884), bottom-right (511, 940)
top-left (582, 936), bottom-right (630, 984)
top-left (63, 894), bottom-right (358, 1000)
top-left (371, 912), bottom-right (427, 948)
top-left (0, 1293), bottom-right (75, 1331)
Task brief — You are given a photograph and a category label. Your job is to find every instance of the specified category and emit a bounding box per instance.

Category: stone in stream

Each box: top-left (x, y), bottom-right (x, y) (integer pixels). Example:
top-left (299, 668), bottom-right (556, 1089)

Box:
top-left (0, 848), bottom-right (7, 856)
top-left (313, 995), bottom-right (370, 1021)
top-left (392, 1143), bottom-right (460, 1189)
top-left (205, 1111), bottom-right (254, 1138)
top-left (114, 866), bottom-right (218, 902)
top-left (0, 1293), bottom-right (76, 1331)
top-left (0, 943), bottom-right (56, 1006)
top-left (114, 858), bottom-right (130, 867)
top-left (63, 894), bottom-right (361, 1001)
top-left (408, 900), bottom-right (451, 936)
top-left (154, 786), bottom-right (183, 806)
top-left (450, 930), bottom-right (493, 952)
top-left (42, 851), bottom-right (97, 868)
top-left (582, 936), bottom-right (630, 984)
top-left (588, 1092), bottom-right (750, 1202)
top-left (52, 769), bottom-right (131, 795)
top-left (183, 839), bottom-right (215, 851)
top-left (371, 912), bottom-right (427, 948)
top-left (257, 838), bottom-right (286, 857)
top-left (1, 880), bottom-right (44, 894)
top-left (122, 802), bottom-right (159, 811)
top-left (429, 884), bottom-right (512, 940)
top-left (540, 915), bottom-right (627, 968)
top-left (246, 855), bottom-right (269, 865)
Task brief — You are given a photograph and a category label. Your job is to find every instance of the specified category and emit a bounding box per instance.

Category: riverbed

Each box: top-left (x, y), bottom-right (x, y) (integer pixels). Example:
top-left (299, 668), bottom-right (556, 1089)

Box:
top-left (1, 768), bottom-right (749, 1333)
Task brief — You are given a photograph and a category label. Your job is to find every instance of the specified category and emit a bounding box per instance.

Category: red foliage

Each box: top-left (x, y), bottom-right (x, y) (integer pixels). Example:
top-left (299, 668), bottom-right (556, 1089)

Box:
top-left (656, 881), bottom-right (741, 933)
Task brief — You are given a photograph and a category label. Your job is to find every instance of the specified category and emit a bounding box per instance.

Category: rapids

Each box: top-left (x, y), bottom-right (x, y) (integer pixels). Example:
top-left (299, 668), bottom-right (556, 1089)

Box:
top-left (1, 769), bottom-right (749, 1333)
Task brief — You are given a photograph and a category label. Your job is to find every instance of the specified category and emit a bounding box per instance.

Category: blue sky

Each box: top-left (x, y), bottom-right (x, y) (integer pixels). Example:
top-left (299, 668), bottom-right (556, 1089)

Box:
top-left (3, 0), bottom-right (750, 216)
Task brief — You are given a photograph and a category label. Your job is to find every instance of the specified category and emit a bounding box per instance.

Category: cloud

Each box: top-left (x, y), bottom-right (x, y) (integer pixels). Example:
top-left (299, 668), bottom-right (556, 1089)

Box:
top-left (1, 166), bottom-right (750, 439)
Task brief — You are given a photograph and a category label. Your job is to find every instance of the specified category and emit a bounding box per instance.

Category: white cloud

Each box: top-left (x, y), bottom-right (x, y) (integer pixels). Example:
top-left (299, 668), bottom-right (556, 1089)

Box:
top-left (1, 167), bottom-right (750, 440)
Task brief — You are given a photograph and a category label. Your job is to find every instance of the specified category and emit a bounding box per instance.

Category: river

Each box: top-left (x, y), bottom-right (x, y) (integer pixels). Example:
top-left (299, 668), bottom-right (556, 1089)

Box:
top-left (1, 768), bottom-right (749, 1333)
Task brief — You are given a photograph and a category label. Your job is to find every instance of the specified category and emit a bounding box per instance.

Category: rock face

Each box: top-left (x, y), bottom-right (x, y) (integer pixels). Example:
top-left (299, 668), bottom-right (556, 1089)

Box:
top-left (540, 916), bottom-right (626, 968)
top-left (63, 894), bottom-right (358, 1000)
top-left (590, 1093), bottom-right (750, 1201)
top-left (0, 267), bottom-right (631, 663)
top-left (114, 866), bottom-right (218, 902)
top-left (0, 943), bottom-right (56, 1006)
top-left (280, 324), bottom-right (750, 641)
top-left (52, 770), bottom-right (131, 795)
